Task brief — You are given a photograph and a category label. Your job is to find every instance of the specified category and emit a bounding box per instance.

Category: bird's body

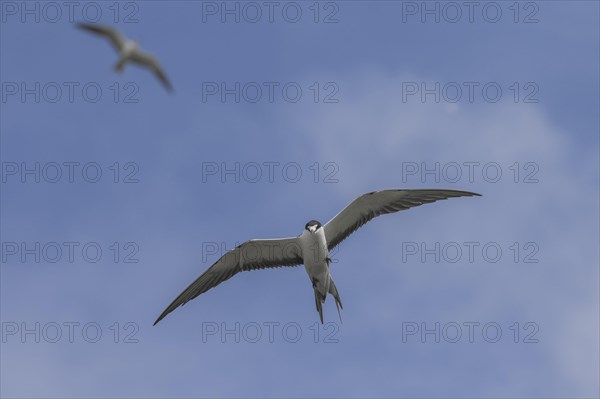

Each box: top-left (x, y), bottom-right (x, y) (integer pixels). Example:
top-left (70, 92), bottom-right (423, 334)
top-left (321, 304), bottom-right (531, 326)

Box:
top-left (154, 189), bottom-right (481, 325)
top-left (114, 40), bottom-right (139, 70)
top-left (300, 222), bottom-right (330, 296)
top-left (76, 22), bottom-right (173, 92)
top-left (299, 222), bottom-right (340, 322)
top-left (113, 40), bottom-right (140, 73)
top-left (122, 40), bottom-right (139, 57)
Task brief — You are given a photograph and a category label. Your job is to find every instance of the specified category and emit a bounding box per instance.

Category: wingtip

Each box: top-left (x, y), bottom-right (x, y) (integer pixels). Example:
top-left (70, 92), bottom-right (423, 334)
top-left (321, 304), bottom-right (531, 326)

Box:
top-left (153, 310), bottom-right (169, 326)
top-left (163, 82), bottom-right (174, 93)
top-left (447, 189), bottom-right (481, 197)
top-left (451, 189), bottom-right (481, 196)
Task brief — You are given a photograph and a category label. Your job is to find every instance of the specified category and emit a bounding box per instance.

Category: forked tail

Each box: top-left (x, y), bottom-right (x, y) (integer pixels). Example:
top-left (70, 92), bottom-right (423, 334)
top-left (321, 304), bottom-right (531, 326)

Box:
top-left (328, 278), bottom-right (343, 324)
top-left (313, 288), bottom-right (325, 324)
top-left (313, 278), bottom-right (343, 324)
top-left (114, 57), bottom-right (127, 72)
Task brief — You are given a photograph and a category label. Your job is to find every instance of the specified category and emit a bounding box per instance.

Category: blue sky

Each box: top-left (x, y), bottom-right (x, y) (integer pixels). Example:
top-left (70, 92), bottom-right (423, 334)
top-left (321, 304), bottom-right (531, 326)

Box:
top-left (1, 1), bottom-right (599, 398)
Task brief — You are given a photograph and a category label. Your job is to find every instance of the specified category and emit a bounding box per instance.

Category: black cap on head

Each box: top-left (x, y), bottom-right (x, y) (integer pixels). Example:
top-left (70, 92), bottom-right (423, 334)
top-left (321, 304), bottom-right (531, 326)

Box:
top-left (305, 220), bottom-right (322, 231)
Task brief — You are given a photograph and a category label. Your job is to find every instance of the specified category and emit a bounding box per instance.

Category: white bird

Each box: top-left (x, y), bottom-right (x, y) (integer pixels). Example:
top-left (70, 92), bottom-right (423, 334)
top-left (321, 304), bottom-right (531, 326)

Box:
top-left (154, 189), bottom-right (480, 325)
top-left (76, 22), bottom-right (173, 92)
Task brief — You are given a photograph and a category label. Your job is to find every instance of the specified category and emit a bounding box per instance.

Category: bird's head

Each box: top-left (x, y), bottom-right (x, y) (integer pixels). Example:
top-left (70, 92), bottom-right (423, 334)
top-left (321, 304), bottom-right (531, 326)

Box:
top-left (305, 220), bottom-right (322, 233)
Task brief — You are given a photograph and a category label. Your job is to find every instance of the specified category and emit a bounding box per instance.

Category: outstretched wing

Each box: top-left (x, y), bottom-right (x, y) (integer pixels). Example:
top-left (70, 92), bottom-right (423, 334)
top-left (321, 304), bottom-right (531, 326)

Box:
top-left (324, 189), bottom-right (480, 251)
top-left (130, 50), bottom-right (173, 92)
top-left (154, 237), bottom-right (303, 325)
top-left (76, 22), bottom-right (126, 51)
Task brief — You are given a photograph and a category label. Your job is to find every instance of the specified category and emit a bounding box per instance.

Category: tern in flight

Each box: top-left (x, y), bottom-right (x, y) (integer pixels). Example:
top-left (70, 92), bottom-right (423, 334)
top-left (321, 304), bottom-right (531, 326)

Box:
top-left (154, 189), bottom-right (480, 325)
top-left (76, 22), bottom-right (173, 92)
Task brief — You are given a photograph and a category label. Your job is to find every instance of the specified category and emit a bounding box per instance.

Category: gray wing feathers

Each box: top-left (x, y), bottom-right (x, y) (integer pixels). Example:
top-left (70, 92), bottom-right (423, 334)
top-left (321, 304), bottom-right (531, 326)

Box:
top-left (324, 189), bottom-right (480, 250)
top-left (154, 237), bottom-right (303, 325)
top-left (76, 22), bottom-right (126, 51)
top-left (130, 51), bottom-right (173, 92)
